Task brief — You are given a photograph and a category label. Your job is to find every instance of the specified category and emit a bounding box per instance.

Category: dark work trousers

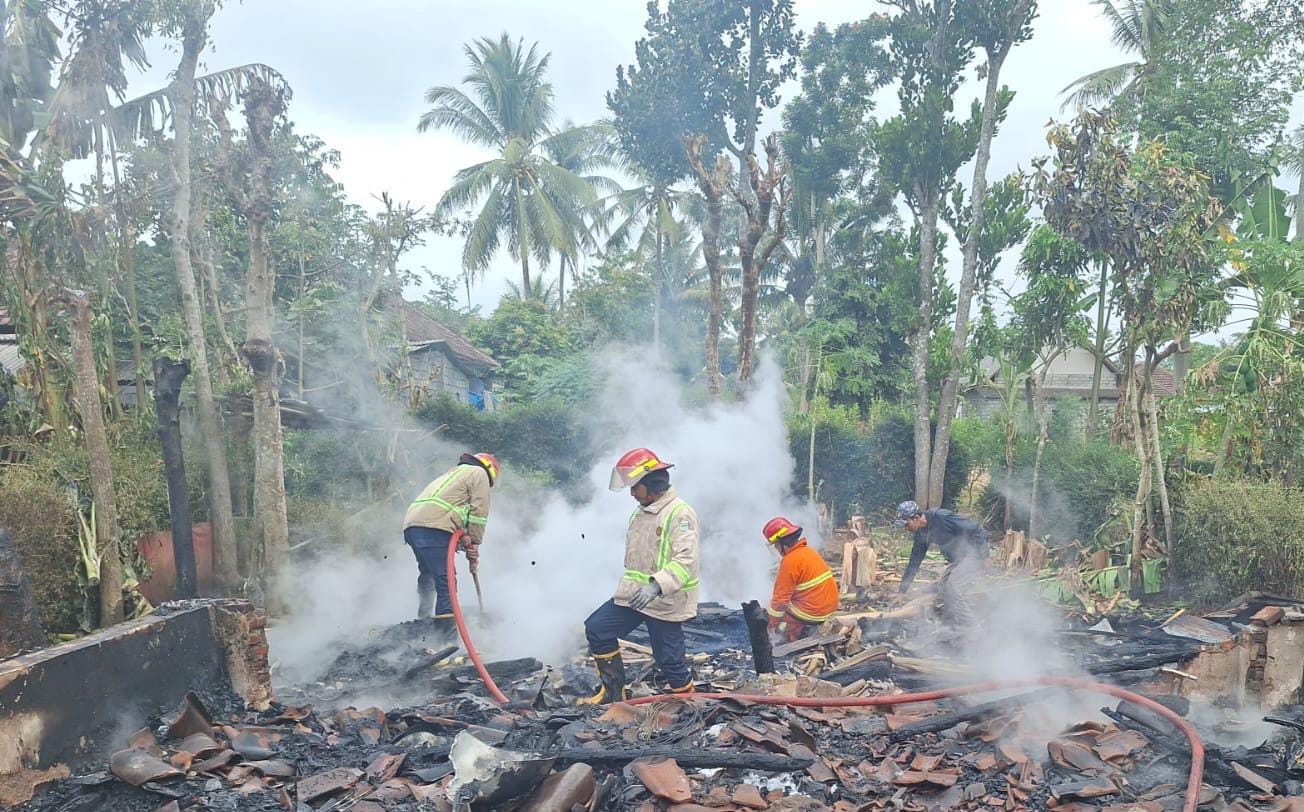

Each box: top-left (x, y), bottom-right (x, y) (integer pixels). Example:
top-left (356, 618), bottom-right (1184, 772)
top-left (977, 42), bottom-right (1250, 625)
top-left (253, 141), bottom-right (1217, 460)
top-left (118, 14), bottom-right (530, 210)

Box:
top-left (404, 526), bottom-right (454, 618)
top-left (584, 599), bottom-right (690, 689)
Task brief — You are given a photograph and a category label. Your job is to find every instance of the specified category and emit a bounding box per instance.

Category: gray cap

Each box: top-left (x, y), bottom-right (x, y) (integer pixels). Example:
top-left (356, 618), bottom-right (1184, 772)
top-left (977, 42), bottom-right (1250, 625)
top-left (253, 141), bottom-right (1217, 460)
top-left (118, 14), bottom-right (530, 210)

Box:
top-left (893, 500), bottom-right (921, 528)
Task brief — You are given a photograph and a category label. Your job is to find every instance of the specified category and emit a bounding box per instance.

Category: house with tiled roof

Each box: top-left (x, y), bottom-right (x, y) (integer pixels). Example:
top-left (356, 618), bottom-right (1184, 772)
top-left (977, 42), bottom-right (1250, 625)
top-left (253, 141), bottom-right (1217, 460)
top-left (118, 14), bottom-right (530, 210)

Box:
top-left (967, 345), bottom-right (1176, 417)
top-left (392, 299), bottom-right (500, 412)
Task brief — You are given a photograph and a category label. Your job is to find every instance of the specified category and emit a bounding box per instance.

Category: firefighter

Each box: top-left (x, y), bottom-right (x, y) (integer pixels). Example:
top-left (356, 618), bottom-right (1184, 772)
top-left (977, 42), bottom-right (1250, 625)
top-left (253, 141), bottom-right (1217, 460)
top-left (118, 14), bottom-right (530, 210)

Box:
top-left (762, 517), bottom-right (839, 643)
top-left (895, 500), bottom-right (989, 628)
top-left (402, 452), bottom-right (499, 627)
top-left (579, 447), bottom-right (700, 704)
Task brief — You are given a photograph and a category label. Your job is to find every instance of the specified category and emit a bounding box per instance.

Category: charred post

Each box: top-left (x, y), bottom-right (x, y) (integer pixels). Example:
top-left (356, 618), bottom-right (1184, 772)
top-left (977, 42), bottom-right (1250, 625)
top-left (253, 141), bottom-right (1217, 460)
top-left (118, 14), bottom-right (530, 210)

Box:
top-left (742, 600), bottom-right (774, 674)
top-left (154, 356), bottom-right (197, 598)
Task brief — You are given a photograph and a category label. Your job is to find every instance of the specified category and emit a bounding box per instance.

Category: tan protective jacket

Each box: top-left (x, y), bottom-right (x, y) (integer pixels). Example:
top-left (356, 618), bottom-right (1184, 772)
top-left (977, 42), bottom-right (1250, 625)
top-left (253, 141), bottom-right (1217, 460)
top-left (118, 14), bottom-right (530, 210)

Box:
top-left (612, 487), bottom-right (699, 622)
top-left (402, 464), bottom-right (491, 545)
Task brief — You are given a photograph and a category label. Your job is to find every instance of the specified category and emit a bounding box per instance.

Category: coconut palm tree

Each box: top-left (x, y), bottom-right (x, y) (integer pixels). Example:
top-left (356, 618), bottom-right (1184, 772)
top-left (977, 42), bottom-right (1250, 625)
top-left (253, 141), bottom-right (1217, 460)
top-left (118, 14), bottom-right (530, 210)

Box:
top-left (1060, 0), bottom-right (1174, 110)
top-left (603, 168), bottom-right (702, 352)
top-left (539, 119), bottom-right (620, 307)
top-left (420, 34), bottom-right (595, 297)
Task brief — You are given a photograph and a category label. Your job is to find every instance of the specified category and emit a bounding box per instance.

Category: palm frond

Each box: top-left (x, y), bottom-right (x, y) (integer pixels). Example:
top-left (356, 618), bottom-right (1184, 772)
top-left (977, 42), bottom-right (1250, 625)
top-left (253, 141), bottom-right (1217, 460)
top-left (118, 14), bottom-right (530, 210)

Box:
top-left (1094, 0), bottom-right (1144, 53)
top-left (100, 63), bottom-right (285, 148)
top-left (436, 158), bottom-right (505, 216)
top-left (418, 85), bottom-right (502, 146)
top-left (1059, 62), bottom-right (1138, 110)
top-left (462, 180), bottom-right (507, 272)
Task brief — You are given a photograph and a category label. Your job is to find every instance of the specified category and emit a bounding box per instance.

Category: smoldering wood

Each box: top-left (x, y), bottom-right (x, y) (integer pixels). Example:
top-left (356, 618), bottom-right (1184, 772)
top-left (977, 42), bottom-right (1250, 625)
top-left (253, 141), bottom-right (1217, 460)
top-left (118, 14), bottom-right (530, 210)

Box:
top-left (1084, 644), bottom-right (1200, 676)
top-left (743, 600), bottom-right (775, 674)
top-left (154, 357), bottom-right (197, 598)
top-left (887, 689), bottom-right (1059, 742)
top-left (400, 645), bottom-right (460, 681)
top-left (1101, 707), bottom-right (1242, 786)
top-left (553, 746), bottom-right (814, 772)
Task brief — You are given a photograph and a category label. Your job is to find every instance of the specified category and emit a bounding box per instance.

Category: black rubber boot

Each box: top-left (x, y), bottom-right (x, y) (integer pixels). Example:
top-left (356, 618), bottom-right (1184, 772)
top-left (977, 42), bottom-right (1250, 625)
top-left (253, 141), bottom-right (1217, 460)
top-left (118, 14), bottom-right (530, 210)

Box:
top-left (578, 651), bottom-right (627, 705)
top-left (430, 615), bottom-right (458, 643)
top-left (417, 573), bottom-right (436, 619)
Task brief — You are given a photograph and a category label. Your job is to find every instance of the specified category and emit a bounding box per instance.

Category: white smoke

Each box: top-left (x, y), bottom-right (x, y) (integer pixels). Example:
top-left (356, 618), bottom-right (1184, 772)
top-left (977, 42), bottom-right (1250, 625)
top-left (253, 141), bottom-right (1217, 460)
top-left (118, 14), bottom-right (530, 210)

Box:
top-left (268, 350), bottom-right (814, 684)
top-left (472, 351), bottom-right (813, 664)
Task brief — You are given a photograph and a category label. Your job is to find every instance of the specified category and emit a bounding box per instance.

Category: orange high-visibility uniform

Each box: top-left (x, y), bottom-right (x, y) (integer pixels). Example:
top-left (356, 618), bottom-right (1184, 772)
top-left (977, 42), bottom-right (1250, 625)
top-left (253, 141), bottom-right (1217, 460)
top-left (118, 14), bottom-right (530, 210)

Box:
top-left (767, 538), bottom-right (838, 626)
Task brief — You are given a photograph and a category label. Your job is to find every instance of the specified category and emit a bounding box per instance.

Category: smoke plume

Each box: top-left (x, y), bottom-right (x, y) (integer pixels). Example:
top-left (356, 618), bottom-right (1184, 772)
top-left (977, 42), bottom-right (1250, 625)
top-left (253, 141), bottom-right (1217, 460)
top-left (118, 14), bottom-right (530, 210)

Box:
top-left (268, 351), bottom-right (813, 685)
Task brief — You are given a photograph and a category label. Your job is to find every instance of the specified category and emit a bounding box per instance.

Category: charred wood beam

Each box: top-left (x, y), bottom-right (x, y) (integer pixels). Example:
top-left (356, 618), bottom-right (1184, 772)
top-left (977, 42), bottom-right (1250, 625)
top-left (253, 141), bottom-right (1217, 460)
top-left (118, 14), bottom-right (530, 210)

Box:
top-left (554, 746), bottom-right (813, 772)
top-left (154, 357), bottom-right (197, 598)
top-left (743, 600), bottom-right (775, 674)
top-left (438, 657), bottom-right (543, 686)
top-left (1085, 646), bottom-right (1200, 676)
top-left (887, 689), bottom-right (1058, 742)
top-left (399, 645), bottom-right (459, 681)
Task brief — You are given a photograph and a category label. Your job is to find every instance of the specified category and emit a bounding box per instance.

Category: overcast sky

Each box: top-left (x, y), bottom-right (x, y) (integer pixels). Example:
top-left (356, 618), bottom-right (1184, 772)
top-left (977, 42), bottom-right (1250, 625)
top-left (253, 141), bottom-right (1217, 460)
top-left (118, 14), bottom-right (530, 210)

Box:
top-left (128, 1), bottom-right (1301, 326)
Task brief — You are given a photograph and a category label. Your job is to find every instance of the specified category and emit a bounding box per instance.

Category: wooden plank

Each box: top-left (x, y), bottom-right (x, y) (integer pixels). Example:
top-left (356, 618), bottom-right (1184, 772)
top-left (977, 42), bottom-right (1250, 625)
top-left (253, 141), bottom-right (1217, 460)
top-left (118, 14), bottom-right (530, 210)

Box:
top-left (853, 544), bottom-right (876, 587)
top-left (838, 542), bottom-right (856, 594)
top-left (773, 633), bottom-right (846, 659)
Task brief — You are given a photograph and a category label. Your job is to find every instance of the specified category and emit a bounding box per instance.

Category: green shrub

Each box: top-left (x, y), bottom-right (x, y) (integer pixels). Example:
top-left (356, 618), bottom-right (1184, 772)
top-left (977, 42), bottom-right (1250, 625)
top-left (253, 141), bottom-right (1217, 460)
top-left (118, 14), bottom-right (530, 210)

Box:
top-left (788, 406), bottom-right (972, 524)
top-left (1172, 480), bottom-right (1304, 607)
top-left (414, 394), bottom-right (595, 493)
top-left (980, 436), bottom-right (1139, 545)
top-left (0, 464), bottom-right (81, 633)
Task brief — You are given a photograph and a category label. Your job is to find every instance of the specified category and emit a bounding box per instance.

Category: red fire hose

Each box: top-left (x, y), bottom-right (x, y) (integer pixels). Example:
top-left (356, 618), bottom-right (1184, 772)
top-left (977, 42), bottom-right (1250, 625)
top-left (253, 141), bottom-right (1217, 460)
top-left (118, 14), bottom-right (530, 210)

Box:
top-left (447, 531), bottom-right (510, 704)
top-left (442, 539), bottom-right (1203, 812)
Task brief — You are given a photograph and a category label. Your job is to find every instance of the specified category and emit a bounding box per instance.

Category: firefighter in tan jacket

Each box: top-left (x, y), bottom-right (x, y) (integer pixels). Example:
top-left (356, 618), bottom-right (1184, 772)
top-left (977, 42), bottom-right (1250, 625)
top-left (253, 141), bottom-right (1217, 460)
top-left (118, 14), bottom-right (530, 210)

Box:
top-left (402, 452), bottom-right (499, 625)
top-left (580, 447), bottom-right (699, 704)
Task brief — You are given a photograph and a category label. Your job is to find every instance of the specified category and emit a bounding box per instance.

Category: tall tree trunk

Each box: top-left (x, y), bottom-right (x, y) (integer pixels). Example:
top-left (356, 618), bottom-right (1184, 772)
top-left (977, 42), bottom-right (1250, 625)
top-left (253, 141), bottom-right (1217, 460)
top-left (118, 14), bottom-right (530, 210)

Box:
top-left (1112, 343), bottom-right (1136, 446)
top-left (685, 136), bottom-right (725, 397)
top-left (107, 140), bottom-right (147, 411)
top-left (169, 14), bottom-right (238, 590)
top-left (1028, 367), bottom-right (1051, 541)
top-left (66, 291), bottom-right (124, 626)
top-left (1127, 370), bottom-right (1152, 598)
top-left (1145, 365), bottom-right (1174, 551)
top-left (652, 230), bottom-right (663, 359)
top-left (733, 138), bottom-right (784, 391)
top-left (1002, 408), bottom-right (1016, 531)
top-left (927, 41), bottom-right (1016, 508)
top-left (154, 357), bottom-right (197, 598)
top-left (240, 80), bottom-right (290, 606)
top-left (515, 178), bottom-right (532, 295)
top-left (297, 252), bottom-right (306, 397)
top-left (0, 528), bottom-right (44, 656)
top-left (91, 132), bottom-right (124, 422)
top-left (1295, 169), bottom-right (1304, 243)
top-left (558, 254), bottom-right (567, 310)
top-left (1088, 261), bottom-right (1109, 431)
top-left (912, 190), bottom-right (940, 505)
top-left (1172, 336), bottom-right (1190, 394)
top-left (807, 344), bottom-right (822, 503)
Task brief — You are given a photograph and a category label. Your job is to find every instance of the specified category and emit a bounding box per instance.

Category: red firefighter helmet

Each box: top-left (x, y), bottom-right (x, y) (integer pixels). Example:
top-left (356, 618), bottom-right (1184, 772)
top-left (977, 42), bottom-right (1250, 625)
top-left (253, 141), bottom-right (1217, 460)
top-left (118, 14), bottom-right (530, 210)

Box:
top-left (762, 517), bottom-right (802, 545)
top-left (609, 447), bottom-right (673, 492)
top-left (462, 452), bottom-right (500, 486)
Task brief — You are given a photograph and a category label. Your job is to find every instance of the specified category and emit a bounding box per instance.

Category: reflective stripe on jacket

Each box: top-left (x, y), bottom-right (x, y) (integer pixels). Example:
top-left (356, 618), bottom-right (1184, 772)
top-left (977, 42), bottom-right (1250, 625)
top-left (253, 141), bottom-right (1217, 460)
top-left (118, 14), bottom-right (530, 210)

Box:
top-left (768, 538), bottom-right (838, 624)
top-left (613, 486), bottom-right (699, 622)
top-left (403, 464), bottom-right (491, 544)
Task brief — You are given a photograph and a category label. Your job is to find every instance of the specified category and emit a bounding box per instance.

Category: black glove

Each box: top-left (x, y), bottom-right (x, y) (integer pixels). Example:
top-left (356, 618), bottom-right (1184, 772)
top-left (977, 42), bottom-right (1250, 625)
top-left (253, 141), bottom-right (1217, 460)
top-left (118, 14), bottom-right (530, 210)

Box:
top-left (630, 581), bottom-right (661, 611)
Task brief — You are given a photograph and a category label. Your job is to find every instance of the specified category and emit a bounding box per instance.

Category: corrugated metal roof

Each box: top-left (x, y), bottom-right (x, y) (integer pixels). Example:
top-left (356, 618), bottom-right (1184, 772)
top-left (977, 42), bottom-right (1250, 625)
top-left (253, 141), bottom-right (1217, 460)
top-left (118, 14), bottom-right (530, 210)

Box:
top-left (0, 341), bottom-right (25, 375)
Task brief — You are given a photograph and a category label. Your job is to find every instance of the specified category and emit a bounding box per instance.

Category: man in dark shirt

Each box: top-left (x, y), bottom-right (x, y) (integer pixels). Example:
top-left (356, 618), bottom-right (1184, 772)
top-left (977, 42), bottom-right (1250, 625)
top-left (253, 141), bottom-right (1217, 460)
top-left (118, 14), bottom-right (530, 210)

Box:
top-left (894, 500), bottom-right (989, 627)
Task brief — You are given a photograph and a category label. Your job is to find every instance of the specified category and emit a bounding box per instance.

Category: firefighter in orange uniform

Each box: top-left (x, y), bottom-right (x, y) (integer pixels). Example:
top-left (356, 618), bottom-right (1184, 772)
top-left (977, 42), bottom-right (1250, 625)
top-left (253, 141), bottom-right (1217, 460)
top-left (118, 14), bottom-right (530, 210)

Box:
top-left (763, 517), bottom-right (839, 643)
